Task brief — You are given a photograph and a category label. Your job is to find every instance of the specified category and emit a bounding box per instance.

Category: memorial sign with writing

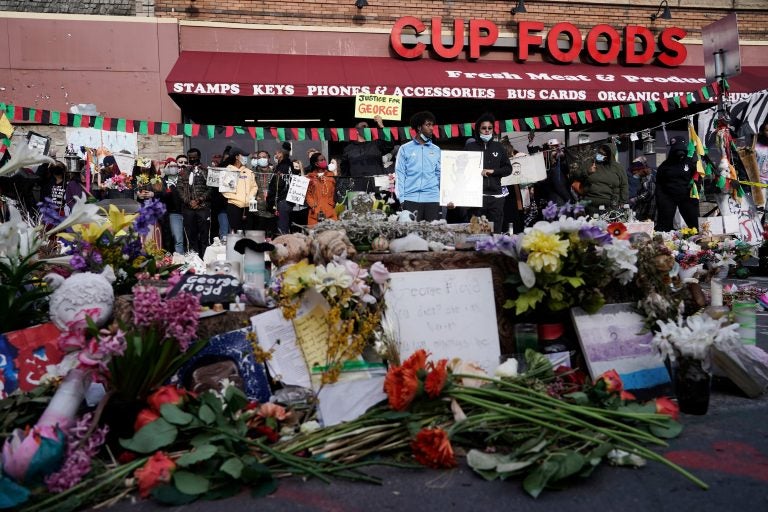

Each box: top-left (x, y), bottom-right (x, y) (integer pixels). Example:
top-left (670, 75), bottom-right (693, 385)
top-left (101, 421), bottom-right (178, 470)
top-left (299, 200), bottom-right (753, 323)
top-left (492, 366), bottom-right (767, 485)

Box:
top-left (385, 268), bottom-right (500, 373)
top-left (286, 175), bottom-right (310, 205)
top-left (167, 273), bottom-right (242, 304)
top-left (354, 93), bottom-right (403, 121)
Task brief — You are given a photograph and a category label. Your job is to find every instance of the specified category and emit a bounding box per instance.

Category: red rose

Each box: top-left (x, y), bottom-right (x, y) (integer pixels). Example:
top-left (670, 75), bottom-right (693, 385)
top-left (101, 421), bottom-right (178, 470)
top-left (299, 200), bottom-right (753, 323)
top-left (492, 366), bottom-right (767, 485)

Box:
top-left (134, 451), bottom-right (176, 498)
top-left (596, 369), bottom-right (624, 393)
top-left (411, 428), bottom-right (457, 469)
top-left (134, 408), bottom-right (161, 432)
top-left (147, 385), bottom-right (187, 413)
top-left (655, 396), bottom-right (680, 421)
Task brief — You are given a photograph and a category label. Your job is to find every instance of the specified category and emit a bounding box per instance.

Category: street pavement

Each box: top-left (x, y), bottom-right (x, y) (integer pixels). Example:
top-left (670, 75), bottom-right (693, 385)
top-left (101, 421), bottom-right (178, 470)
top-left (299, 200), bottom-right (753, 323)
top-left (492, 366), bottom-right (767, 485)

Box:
top-left (107, 284), bottom-right (768, 512)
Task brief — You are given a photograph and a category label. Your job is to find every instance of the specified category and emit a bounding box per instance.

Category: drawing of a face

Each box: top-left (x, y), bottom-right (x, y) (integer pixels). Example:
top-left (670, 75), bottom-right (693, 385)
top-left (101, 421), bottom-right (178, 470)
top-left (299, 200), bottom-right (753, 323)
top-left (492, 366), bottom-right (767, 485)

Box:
top-left (206, 261), bottom-right (240, 278)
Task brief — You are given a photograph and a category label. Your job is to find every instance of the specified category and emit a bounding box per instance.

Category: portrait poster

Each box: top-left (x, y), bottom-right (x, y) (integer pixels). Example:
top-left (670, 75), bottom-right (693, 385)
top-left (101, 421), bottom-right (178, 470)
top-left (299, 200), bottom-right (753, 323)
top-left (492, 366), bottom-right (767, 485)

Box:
top-left (500, 152), bottom-right (547, 186)
top-left (206, 167), bottom-right (224, 188)
top-left (218, 169), bottom-right (238, 193)
top-left (439, 150), bottom-right (483, 207)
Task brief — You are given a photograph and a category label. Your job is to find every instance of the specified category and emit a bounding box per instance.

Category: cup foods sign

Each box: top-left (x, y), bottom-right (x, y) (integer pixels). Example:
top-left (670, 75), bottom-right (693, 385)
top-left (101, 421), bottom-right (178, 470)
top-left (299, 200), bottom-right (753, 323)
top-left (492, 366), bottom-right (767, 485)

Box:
top-left (390, 16), bottom-right (687, 66)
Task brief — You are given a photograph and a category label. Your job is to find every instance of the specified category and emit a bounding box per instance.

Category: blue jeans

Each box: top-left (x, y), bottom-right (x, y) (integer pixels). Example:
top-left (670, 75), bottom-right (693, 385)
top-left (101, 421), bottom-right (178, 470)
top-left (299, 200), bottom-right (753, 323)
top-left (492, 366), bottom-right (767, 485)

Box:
top-left (169, 213), bottom-right (184, 254)
top-left (218, 211), bottom-right (230, 239)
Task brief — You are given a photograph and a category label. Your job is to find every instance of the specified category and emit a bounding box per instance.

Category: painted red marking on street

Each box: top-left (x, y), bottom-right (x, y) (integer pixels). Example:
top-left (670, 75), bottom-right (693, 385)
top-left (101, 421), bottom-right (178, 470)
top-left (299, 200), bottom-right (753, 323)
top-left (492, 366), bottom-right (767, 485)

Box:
top-left (666, 441), bottom-right (768, 482)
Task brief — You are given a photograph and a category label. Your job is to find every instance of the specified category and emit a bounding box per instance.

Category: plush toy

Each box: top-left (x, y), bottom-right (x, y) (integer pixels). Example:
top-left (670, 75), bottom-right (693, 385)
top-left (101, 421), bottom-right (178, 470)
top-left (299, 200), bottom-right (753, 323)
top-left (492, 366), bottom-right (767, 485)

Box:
top-left (311, 230), bottom-right (357, 265)
top-left (269, 233), bottom-right (312, 269)
top-left (46, 267), bottom-right (116, 331)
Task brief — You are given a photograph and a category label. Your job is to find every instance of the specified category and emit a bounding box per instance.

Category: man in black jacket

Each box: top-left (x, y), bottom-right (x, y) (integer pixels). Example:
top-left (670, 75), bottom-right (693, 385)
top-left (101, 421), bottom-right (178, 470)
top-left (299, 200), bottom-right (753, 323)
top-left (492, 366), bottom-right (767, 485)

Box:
top-left (464, 113), bottom-right (513, 233)
top-left (341, 115), bottom-right (394, 192)
top-left (655, 136), bottom-right (699, 232)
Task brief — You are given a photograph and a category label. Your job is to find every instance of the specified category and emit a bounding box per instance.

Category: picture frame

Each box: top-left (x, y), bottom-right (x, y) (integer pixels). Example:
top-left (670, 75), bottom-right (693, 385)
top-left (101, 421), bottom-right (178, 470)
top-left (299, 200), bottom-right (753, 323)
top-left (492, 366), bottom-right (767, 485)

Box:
top-left (26, 131), bottom-right (51, 156)
top-left (571, 303), bottom-right (672, 398)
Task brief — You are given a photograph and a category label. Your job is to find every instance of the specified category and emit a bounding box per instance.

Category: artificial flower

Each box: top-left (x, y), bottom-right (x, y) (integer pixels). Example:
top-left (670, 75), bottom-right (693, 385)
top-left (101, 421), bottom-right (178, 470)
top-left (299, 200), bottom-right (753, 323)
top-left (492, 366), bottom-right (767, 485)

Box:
top-left (147, 385), bottom-right (188, 412)
top-left (654, 396), bottom-right (680, 421)
top-left (1, 426), bottom-right (65, 484)
top-left (134, 451), bottom-right (176, 498)
top-left (134, 409), bottom-right (161, 431)
top-left (281, 260), bottom-right (317, 296)
top-left (607, 222), bottom-right (629, 240)
top-left (369, 260), bottom-right (390, 285)
top-left (257, 403), bottom-right (290, 421)
top-left (521, 229), bottom-right (569, 273)
top-left (411, 428), bottom-right (457, 469)
top-left (495, 358), bottom-right (519, 378)
top-left (424, 359), bottom-right (449, 398)
top-left (105, 203), bottom-right (137, 233)
top-left (596, 369), bottom-right (623, 393)
top-left (314, 262), bottom-right (354, 298)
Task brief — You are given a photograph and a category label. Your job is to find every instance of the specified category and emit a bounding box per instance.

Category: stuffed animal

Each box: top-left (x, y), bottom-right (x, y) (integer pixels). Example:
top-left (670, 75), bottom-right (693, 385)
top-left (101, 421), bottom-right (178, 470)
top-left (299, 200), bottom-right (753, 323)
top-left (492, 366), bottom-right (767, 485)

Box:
top-left (269, 233), bottom-right (312, 269)
top-left (311, 230), bottom-right (357, 265)
top-left (46, 267), bottom-right (116, 331)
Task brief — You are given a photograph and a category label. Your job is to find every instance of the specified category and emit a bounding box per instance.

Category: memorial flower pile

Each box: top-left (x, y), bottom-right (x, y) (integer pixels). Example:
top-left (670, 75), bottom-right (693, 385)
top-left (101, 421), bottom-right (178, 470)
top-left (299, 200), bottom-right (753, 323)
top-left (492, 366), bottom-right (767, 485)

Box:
top-left (102, 173), bottom-right (132, 191)
top-left (476, 217), bottom-right (637, 315)
top-left (269, 258), bottom-right (391, 383)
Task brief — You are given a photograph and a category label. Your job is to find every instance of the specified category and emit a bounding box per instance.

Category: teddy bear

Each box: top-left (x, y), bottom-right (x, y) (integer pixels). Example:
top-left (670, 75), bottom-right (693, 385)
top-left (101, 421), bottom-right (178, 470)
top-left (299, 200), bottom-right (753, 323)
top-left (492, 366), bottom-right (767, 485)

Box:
top-left (311, 230), bottom-right (357, 265)
top-left (45, 266), bottom-right (116, 331)
top-left (269, 233), bottom-right (313, 269)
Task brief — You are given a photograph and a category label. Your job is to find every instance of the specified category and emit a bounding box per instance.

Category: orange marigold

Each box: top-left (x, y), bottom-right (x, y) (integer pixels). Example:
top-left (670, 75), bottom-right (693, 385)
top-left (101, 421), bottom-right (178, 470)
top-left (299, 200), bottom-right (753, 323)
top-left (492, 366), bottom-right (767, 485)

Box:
top-left (411, 428), bottom-right (457, 469)
top-left (424, 359), bottom-right (449, 398)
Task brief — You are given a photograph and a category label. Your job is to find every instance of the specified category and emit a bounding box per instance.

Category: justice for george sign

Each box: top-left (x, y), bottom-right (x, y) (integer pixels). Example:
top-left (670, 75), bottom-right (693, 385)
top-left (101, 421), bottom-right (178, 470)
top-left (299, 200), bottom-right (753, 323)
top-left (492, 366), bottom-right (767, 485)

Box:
top-left (354, 94), bottom-right (403, 121)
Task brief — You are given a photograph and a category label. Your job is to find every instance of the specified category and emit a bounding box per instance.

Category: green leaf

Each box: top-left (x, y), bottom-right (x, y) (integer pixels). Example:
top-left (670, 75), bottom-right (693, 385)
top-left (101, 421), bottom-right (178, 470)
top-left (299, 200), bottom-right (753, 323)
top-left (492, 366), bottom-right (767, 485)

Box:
top-left (466, 449), bottom-right (501, 471)
top-left (523, 460), bottom-right (559, 498)
top-left (198, 404), bottom-right (216, 424)
top-left (160, 403), bottom-right (195, 426)
top-left (202, 481), bottom-right (242, 501)
top-left (550, 451), bottom-right (586, 480)
top-left (241, 460), bottom-right (273, 484)
top-left (563, 391), bottom-right (589, 405)
top-left (249, 478), bottom-right (278, 498)
top-left (151, 484), bottom-right (198, 505)
top-left (223, 386), bottom-right (248, 414)
top-left (174, 471), bottom-right (211, 495)
top-left (561, 276), bottom-right (585, 288)
top-left (220, 457), bottom-right (245, 479)
top-left (515, 288), bottom-right (546, 315)
top-left (649, 420), bottom-right (683, 439)
top-left (176, 445), bottom-right (218, 467)
top-left (119, 418), bottom-right (178, 453)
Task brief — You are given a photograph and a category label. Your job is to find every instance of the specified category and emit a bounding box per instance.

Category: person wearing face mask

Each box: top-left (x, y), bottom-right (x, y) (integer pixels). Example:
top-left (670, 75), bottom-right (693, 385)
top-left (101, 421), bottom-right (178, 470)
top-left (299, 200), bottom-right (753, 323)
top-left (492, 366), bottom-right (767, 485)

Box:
top-left (160, 157), bottom-right (185, 254)
top-left (305, 152), bottom-right (338, 226)
top-left (267, 148), bottom-right (303, 234)
top-left (570, 143), bottom-right (627, 216)
top-left (221, 148), bottom-right (258, 232)
top-left (177, 147), bottom-right (211, 256)
top-left (394, 111), bottom-right (441, 222)
top-left (655, 136), bottom-right (699, 232)
top-left (341, 115), bottom-right (394, 193)
top-left (464, 113), bottom-right (513, 233)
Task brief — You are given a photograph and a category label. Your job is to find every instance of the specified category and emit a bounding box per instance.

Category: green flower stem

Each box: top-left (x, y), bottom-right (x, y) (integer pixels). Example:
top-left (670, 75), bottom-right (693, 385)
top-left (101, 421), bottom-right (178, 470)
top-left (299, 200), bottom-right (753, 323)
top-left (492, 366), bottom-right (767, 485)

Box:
top-left (22, 457), bottom-right (147, 512)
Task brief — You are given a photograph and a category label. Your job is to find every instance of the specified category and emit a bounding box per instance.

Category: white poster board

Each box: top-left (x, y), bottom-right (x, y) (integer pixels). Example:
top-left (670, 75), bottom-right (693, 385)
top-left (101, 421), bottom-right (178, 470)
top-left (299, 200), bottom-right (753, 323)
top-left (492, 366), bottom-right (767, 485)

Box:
top-left (112, 153), bottom-right (135, 176)
top-left (206, 167), bottom-right (225, 188)
top-left (385, 268), bottom-right (500, 374)
top-left (286, 175), bottom-right (310, 204)
top-left (439, 150), bottom-right (483, 207)
top-left (501, 152), bottom-right (547, 186)
top-left (218, 170), bottom-right (238, 193)
top-left (65, 127), bottom-right (138, 160)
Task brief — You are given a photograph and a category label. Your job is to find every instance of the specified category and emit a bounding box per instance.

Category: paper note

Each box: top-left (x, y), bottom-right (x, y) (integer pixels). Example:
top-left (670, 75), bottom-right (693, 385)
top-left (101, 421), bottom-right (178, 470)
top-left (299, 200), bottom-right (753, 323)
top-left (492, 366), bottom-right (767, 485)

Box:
top-left (292, 289), bottom-right (330, 371)
top-left (251, 309), bottom-right (311, 388)
top-left (439, 150), bottom-right (483, 207)
top-left (317, 375), bottom-right (387, 427)
top-left (286, 175), bottom-right (310, 205)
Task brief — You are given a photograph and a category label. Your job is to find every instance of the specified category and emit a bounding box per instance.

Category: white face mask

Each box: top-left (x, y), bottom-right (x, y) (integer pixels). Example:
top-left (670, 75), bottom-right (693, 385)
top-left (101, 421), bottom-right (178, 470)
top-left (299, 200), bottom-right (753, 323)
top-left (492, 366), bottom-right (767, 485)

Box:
top-left (327, 162), bottom-right (337, 172)
top-left (480, 133), bottom-right (493, 142)
top-left (273, 155), bottom-right (280, 164)
top-left (420, 133), bottom-right (430, 142)
top-left (165, 165), bottom-right (179, 175)
top-left (238, 155), bottom-right (249, 166)
top-left (256, 157), bottom-right (268, 168)
top-left (595, 153), bottom-right (606, 163)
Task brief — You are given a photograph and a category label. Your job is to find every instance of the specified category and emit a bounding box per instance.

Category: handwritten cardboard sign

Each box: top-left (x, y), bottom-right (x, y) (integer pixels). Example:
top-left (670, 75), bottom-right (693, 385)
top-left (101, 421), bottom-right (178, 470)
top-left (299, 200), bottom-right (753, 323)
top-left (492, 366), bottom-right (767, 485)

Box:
top-left (354, 94), bottom-right (403, 121)
top-left (385, 268), bottom-right (500, 374)
top-left (501, 152), bottom-right (547, 186)
top-left (167, 273), bottom-right (242, 304)
top-left (286, 175), bottom-right (310, 205)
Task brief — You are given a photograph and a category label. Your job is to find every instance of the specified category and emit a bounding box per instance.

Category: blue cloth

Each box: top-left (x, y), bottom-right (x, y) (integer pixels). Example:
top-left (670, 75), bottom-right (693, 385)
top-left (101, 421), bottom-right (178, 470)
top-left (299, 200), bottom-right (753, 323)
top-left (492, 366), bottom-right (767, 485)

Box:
top-left (169, 212), bottom-right (184, 253)
top-left (395, 139), bottom-right (441, 203)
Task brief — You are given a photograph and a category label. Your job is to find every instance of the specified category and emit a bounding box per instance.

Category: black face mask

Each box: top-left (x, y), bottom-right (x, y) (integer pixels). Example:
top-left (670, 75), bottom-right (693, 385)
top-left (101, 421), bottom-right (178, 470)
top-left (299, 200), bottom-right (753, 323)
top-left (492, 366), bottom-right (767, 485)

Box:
top-left (188, 156), bottom-right (200, 165)
top-left (672, 150), bottom-right (687, 160)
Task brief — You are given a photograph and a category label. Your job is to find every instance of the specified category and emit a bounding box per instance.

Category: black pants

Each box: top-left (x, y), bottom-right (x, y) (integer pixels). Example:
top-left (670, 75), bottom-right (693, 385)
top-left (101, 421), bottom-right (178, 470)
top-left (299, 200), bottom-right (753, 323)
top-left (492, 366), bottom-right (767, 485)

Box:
top-left (182, 207), bottom-right (210, 256)
top-left (655, 189), bottom-right (699, 232)
top-left (401, 201), bottom-right (440, 222)
top-left (226, 203), bottom-right (248, 232)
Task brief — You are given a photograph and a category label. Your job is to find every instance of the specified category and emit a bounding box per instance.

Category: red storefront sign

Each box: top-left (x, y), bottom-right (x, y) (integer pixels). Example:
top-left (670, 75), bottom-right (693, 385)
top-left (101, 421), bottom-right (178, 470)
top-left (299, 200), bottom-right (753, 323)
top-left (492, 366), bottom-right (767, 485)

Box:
top-left (389, 16), bottom-right (687, 66)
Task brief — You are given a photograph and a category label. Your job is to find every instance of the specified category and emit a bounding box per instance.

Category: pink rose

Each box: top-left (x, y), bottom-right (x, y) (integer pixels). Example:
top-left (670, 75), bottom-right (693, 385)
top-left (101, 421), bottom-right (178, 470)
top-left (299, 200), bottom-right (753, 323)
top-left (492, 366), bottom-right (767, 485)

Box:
top-left (369, 261), bottom-right (390, 285)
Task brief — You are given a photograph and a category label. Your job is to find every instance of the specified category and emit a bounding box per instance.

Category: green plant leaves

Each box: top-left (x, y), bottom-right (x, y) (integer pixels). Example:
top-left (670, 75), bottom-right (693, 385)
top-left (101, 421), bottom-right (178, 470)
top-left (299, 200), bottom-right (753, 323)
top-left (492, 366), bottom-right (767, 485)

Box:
top-left (173, 471), bottom-right (210, 495)
top-left (120, 418), bottom-right (178, 453)
top-left (523, 451), bottom-right (587, 499)
top-left (160, 403), bottom-right (195, 426)
top-left (175, 444), bottom-right (218, 467)
top-left (220, 457), bottom-right (245, 479)
top-left (151, 485), bottom-right (197, 506)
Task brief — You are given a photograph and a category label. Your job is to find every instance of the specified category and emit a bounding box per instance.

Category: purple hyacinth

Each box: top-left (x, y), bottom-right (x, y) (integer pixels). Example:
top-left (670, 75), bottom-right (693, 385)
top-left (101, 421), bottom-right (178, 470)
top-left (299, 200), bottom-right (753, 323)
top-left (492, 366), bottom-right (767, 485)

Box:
top-left (542, 201), bottom-right (559, 221)
top-left (37, 197), bottom-right (63, 227)
top-left (133, 198), bottom-right (167, 236)
top-left (578, 225), bottom-right (613, 246)
top-left (70, 254), bottom-right (88, 271)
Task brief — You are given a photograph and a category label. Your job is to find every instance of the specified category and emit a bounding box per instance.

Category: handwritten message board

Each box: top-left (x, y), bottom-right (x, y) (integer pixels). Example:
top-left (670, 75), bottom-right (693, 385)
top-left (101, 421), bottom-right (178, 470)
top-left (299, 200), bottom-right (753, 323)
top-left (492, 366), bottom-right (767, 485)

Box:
top-left (286, 175), bottom-right (310, 205)
top-left (385, 268), bottom-right (500, 374)
top-left (354, 94), bottom-right (403, 121)
top-left (167, 273), bottom-right (242, 304)
top-left (500, 152), bottom-right (547, 186)
top-left (439, 150), bottom-right (483, 207)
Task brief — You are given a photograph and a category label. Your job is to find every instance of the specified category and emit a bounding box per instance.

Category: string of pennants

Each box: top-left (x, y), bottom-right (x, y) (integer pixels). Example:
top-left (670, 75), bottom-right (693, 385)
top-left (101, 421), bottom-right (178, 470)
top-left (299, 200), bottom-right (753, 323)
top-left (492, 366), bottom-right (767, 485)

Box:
top-left (0, 83), bottom-right (720, 142)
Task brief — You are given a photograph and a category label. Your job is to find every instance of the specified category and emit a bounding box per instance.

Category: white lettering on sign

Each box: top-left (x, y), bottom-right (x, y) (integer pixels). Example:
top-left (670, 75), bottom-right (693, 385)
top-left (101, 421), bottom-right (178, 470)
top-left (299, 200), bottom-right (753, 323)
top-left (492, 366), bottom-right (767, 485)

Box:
top-left (251, 84), bottom-right (295, 95)
top-left (172, 82), bottom-right (240, 95)
top-left (445, 70), bottom-right (523, 80)
top-left (621, 75), bottom-right (706, 84)
top-left (385, 268), bottom-right (500, 374)
top-left (306, 85), bottom-right (371, 96)
top-left (597, 91), bottom-right (660, 102)
top-left (525, 73), bottom-right (592, 82)
top-left (390, 86), bottom-right (495, 99)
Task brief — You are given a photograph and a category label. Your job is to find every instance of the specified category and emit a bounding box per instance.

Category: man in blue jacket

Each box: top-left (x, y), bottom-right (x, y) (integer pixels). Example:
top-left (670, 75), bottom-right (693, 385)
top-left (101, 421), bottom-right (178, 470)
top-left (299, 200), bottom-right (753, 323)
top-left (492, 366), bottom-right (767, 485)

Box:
top-left (465, 113), bottom-right (513, 232)
top-left (395, 111), bottom-right (441, 221)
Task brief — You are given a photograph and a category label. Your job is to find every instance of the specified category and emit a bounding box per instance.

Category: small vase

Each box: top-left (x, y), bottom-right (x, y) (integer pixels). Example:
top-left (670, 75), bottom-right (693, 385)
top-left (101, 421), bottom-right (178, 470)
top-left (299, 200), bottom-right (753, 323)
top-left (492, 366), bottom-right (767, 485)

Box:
top-left (673, 357), bottom-right (711, 415)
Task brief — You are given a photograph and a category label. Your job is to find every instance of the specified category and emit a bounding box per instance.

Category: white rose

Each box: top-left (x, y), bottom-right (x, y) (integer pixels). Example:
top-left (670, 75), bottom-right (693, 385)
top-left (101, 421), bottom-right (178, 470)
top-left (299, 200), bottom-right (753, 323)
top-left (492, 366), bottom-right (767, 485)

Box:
top-left (495, 358), bottom-right (519, 378)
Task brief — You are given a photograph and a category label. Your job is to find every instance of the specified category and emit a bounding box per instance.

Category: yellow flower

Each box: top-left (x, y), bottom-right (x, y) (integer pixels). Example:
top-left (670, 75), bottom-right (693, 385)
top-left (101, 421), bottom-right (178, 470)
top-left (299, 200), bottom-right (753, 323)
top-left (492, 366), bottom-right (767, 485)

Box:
top-left (281, 260), bottom-right (317, 297)
top-left (521, 230), bottom-right (569, 273)
top-left (58, 222), bottom-right (108, 244)
top-left (105, 204), bottom-right (137, 234)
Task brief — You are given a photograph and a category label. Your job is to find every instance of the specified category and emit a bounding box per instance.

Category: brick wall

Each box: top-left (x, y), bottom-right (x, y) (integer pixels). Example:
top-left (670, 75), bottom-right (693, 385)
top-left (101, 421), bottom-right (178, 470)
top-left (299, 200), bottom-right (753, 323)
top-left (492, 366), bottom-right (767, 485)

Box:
top-left (0, 0), bottom-right (134, 15)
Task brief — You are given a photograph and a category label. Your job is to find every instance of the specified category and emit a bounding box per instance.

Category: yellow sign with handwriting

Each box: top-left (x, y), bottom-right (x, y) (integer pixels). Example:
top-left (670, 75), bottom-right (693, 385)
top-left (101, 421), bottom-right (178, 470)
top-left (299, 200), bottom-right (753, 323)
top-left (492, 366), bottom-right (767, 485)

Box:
top-left (354, 94), bottom-right (403, 121)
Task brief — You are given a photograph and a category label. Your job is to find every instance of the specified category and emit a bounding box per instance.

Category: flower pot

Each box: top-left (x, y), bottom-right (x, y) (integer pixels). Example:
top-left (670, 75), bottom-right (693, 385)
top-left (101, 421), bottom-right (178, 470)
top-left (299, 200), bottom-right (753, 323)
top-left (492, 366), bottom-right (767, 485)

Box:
top-left (672, 357), bottom-right (711, 415)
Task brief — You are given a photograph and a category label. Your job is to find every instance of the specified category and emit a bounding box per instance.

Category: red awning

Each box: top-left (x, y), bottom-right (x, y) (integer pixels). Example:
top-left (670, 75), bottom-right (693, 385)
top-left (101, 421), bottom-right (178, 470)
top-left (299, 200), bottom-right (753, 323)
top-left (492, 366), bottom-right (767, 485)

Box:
top-left (166, 51), bottom-right (768, 104)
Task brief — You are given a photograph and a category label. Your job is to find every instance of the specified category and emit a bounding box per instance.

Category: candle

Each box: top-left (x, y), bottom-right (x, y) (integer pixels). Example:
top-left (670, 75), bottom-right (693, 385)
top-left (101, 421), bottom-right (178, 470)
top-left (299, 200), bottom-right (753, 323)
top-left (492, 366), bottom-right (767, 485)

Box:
top-left (243, 230), bottom-right (266, 291)
top-left (710, 278), bottom-right (723, 307)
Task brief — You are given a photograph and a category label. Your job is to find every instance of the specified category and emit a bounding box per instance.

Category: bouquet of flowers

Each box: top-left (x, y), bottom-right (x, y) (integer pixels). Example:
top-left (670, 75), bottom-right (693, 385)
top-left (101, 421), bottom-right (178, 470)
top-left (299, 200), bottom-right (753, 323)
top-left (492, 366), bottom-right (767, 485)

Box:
top-left (269, 258), bottom-right (391, 383)
top-left (651, 313), bottom-right (740, 367)
top-left (102, 173), bottom-right (133, 191)
top-left (135, 173), bottom-right (163, 189)
top-left (55, 199), bottom-right (173, 293)
top-left (477, 217), bottom-right (638, 315)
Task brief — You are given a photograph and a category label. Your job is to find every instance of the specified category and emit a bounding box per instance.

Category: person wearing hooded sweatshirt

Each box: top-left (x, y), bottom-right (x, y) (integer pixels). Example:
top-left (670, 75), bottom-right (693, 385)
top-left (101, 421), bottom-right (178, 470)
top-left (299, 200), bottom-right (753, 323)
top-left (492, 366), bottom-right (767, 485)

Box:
top-left (655, 136), bottom-right (699, 232)
top-left (464, 113), bottom-right (513, 233)
top-left (222, 148), bottom-right (258, 232)
top-left (570, 143), bottom-right (627, 216)
top-left (394, 111), bottom-right (441, 221)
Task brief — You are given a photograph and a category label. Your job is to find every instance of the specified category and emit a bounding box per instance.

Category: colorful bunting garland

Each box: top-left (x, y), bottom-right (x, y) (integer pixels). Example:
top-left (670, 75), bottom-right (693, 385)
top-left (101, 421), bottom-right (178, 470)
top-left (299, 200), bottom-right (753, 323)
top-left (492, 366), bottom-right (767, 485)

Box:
top-left (0, 84), bottom-right (719, 142)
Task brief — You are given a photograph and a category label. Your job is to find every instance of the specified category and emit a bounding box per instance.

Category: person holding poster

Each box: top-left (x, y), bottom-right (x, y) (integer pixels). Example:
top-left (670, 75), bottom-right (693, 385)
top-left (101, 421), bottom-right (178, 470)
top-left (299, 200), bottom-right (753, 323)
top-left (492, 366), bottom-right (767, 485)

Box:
top-left (221, 148), bottom-right (258, 232)
top-left (464, 114), bottom-right (513, 233)
top-left (341, 115), bottom-right (394, 192)
top-left (395, 111), bottom-right (441, 222)
top-left (267, 148), bottom-right (306, 234)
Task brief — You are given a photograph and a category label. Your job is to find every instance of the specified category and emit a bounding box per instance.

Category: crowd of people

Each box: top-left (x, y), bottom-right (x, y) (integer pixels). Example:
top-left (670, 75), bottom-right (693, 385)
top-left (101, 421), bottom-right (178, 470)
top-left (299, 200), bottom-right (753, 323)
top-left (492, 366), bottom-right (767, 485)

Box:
top-left (5, 111), bottom-right (742, 256)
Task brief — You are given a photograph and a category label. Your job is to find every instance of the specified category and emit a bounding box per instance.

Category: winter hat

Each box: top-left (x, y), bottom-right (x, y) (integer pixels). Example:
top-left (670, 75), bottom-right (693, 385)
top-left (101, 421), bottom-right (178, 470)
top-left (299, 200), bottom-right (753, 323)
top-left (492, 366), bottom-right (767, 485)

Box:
top-left (669, 137), bottom-right (687, 152)
top-left (103, 155), bottom-right (117, 167)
